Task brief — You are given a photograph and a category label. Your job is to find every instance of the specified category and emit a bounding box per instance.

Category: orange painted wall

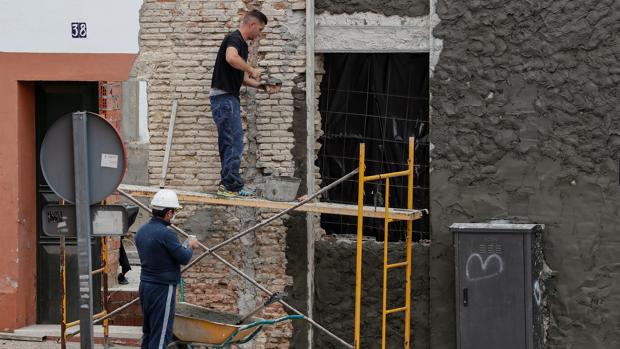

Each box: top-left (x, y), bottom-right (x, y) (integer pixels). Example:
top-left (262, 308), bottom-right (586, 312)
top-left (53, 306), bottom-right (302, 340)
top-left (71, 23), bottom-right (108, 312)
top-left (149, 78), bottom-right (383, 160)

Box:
top-left (0, 52), bottom-right (136, 331)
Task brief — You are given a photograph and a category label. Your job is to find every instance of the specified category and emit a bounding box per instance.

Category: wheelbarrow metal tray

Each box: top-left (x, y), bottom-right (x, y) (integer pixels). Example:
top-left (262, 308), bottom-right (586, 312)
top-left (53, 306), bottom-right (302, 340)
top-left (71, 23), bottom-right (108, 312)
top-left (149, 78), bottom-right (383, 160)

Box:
top-left (173, 302), bottom-right (260, 345)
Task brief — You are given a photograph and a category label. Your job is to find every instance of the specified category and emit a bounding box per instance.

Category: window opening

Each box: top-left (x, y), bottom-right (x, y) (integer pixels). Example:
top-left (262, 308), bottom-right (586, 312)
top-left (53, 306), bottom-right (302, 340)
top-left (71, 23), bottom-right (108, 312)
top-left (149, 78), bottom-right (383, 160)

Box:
top-left (317, 53), bottom-right (430, 241)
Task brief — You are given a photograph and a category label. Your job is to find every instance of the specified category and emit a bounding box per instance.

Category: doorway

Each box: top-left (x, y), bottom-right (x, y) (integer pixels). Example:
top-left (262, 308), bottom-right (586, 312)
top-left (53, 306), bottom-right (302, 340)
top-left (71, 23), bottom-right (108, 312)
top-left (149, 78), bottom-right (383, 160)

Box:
top-left (35, 82), bottom-right (103, 324)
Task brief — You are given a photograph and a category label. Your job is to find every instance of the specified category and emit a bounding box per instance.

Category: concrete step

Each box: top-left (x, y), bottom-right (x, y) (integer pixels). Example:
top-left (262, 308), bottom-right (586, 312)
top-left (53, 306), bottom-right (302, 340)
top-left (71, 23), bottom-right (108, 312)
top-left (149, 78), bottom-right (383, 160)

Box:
top-left (111, 266), bottom-right (140, 292)
top-left (126, 250), bottom-right (140, 266)
top-left (122, 241), bottom-right (141, 265)
top-left (11, 324), bottom-right (142, 344)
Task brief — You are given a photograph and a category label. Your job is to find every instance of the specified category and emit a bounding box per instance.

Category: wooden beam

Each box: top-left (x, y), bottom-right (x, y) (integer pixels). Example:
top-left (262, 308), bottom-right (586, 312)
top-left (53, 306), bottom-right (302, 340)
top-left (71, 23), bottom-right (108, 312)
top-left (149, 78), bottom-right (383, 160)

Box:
top-left (118, 184), bottom-right (423, 221)
top-left (160, 99), bottom-right (178, 188)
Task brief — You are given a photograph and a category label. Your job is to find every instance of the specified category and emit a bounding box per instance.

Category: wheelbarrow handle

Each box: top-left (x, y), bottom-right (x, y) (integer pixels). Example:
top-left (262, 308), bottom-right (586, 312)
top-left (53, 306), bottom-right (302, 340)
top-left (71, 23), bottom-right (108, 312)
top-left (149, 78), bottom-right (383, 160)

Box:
top-left (236, 291), bottom-right (288, 325)
top-left (216, 315), bottom-right (305, 348)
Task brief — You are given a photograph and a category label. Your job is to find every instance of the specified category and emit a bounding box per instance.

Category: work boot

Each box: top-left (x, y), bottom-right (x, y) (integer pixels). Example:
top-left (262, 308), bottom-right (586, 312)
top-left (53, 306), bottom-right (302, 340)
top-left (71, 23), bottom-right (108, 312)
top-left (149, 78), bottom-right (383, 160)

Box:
top-left (118, 273), bottom-right (129, 285)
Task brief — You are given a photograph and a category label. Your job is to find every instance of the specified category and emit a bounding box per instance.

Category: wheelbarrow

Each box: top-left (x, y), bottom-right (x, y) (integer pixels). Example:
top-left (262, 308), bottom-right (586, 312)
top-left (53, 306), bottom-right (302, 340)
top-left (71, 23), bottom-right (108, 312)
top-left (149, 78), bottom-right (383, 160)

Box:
top-left (167, 293), bottom-right (302, 348)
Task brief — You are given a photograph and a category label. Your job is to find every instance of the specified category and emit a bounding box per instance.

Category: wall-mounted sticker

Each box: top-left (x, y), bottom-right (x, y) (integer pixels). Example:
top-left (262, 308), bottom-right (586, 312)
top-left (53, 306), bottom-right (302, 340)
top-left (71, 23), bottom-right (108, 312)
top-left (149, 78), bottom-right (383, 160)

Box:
top-left (100, 153), bottom-right (118, 169)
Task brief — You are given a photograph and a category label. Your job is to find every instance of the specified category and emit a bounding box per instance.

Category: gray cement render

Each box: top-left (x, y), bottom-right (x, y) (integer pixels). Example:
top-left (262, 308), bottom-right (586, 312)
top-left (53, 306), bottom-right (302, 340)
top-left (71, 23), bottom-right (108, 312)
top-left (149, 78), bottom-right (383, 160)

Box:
top-left (429, 0), bottom-right (443, 74)
top-left (122, 143), bottom-right (149, 186)
top-left (313, 238), bottom-right (429, 349)
top-left (315, 13), bottom-right (430, 53)
top-left (236, 207), bottom-right (261, 320)
top-left (430, 0), bottom-right (620, 348)
top-left (285, 74), bottom-right (310, 349)
top-left (120, 80), bottom-right (151, 230)
top-left (315, 0), bottom-right (428, 18)
top-left (120, 80), bottom-right (141, 143)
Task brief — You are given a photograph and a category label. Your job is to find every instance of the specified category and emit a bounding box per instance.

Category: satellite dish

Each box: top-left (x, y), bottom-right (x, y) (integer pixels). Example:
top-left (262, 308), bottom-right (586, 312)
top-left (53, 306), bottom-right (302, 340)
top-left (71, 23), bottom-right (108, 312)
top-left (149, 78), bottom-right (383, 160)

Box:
top-left (40, 111), bottom-right (127, 204)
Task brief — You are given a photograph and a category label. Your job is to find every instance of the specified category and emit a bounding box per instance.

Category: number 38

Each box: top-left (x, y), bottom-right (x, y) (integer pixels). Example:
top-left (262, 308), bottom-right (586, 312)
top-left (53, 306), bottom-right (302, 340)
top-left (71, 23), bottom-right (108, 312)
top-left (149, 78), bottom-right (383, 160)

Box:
top-left (71, 22), bottom-right (87, 38)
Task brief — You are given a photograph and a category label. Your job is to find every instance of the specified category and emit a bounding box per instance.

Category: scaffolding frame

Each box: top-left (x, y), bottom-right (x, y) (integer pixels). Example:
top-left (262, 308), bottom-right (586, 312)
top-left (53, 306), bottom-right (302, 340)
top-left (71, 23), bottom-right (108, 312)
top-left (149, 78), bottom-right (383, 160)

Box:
top-left (92, 139), bottom-right (422, 348)
top-left (78, 169), bottom-right (365, 349)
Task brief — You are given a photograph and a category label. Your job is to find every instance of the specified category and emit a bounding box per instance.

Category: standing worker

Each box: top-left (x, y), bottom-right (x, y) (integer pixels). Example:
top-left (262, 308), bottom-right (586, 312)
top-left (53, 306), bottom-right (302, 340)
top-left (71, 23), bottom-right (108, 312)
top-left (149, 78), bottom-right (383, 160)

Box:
top-left (135, 189), bottom-right (200, 349)
top-left (210, 9), bottom-right (279, 198)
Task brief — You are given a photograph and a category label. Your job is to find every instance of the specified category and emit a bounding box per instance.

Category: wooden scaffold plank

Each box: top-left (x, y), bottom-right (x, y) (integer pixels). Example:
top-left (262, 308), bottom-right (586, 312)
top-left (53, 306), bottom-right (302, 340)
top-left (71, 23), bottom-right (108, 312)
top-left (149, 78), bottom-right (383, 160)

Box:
top-left (118, 184), bottom-right (423, 221)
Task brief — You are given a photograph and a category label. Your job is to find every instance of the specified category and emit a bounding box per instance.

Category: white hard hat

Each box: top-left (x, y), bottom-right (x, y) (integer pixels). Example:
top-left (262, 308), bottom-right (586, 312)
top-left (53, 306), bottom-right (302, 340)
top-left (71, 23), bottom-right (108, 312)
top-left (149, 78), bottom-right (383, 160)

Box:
top-left (151, 189), bottom-right (181, 210)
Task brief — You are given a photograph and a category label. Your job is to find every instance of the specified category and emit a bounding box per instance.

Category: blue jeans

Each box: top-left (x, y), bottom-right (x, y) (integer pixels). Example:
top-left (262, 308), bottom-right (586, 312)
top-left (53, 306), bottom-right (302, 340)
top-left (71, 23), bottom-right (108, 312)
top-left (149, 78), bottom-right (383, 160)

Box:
top-left (210, 93), bottom-right (244, 191)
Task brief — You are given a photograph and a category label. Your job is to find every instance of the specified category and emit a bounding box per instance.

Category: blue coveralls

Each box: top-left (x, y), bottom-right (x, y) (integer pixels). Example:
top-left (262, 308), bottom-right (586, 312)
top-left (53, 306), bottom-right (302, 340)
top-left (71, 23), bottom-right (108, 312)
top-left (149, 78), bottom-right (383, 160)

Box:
top-left (135, 217), bottom-right (193, 349)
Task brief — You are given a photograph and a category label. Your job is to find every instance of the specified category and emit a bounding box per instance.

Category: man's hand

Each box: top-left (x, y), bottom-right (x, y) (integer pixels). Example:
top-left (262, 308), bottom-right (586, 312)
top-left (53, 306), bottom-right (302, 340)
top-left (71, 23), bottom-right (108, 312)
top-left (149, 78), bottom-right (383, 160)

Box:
top-left (249, 67), bottom-right (262, 80)
top-left (263, 84), bottom-right (281, 94)
top-left (187, 235), bottom-right (200, 249)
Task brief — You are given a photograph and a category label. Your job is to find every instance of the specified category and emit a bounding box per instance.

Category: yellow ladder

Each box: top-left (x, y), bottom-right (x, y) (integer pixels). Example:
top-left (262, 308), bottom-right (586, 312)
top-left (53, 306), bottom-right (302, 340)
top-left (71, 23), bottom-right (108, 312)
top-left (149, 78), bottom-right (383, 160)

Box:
top-left (354, 137), bottom-right (415, 349)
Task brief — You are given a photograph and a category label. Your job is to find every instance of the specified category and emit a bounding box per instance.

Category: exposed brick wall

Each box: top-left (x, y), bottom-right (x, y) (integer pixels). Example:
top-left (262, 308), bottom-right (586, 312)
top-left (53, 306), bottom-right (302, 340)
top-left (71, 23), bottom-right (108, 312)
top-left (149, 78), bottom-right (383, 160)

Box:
top-left (135, 0), bottom-right (306, 191)
top-left (98, 81), bottom-right (125, 288)
top-left (106, 237), bottom-right (122, 287)
top-left (99, 81), bottom-right (123, 130)
top-left (108, 290), bottom-right (143, 326)
top-left (178, 207), bottom-right (295, 348)
top-left (133, 1), bottom-right (307, 347)
top-left (312, 54), bottom-right (325, 237)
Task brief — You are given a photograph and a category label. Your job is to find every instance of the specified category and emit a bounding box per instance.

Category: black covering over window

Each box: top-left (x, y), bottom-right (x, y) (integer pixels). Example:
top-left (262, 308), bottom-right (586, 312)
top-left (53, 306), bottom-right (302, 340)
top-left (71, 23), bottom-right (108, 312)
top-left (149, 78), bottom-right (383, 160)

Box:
top-left (317, 53), bottom-right (429, 241)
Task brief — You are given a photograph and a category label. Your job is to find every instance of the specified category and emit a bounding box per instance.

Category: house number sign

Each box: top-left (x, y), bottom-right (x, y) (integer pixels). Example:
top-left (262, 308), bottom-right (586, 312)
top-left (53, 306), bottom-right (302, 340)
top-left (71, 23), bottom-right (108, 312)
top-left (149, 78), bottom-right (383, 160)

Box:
top-left (71, 22), bottom-right (87, 38)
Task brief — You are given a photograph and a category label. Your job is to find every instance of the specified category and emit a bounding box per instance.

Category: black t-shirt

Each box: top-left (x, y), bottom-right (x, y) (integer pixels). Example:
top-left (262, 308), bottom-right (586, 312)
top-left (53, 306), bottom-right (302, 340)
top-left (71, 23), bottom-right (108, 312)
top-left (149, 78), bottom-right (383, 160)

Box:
top-left (211, 30), bottom-right (248, 96)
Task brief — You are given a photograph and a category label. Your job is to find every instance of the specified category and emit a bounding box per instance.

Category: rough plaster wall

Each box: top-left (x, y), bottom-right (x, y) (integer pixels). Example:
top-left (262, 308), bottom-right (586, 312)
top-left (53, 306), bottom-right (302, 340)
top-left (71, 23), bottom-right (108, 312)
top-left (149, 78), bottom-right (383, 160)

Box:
top-left (314, 239), bottom-right (430, 349)
top-left (132, 1), bottom-right (308, 347)
top-left (315, 0), bottom-right (428, 18)
top-left (430, 1), bottom-right (620, 348)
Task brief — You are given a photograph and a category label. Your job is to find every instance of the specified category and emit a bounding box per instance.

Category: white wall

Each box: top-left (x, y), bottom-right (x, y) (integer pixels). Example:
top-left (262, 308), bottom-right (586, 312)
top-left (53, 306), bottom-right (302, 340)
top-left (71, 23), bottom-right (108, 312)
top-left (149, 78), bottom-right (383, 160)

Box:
top-left (0, 0), bottom-right (142, 53)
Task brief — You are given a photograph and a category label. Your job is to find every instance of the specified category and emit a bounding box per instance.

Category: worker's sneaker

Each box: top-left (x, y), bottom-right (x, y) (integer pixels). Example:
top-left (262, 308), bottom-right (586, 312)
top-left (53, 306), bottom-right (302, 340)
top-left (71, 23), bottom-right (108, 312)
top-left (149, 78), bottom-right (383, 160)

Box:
top-left (237, 187), bottom-right (256, 197)
top-left (216, 185), bottom-right (256, 198)
top-left (217, 185), bottom-right (238, 198)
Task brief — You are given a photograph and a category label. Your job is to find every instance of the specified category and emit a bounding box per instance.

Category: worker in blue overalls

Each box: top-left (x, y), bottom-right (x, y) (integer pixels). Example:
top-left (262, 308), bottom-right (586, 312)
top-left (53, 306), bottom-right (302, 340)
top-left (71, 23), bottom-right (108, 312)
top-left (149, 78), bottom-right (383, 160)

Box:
top-left (135, 189), bottom-right (200, 349)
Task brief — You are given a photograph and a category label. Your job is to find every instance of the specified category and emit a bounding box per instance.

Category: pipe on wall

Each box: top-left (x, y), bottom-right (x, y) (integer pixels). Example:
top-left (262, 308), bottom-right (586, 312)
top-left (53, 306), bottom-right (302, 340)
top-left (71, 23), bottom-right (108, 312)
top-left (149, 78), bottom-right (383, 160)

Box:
top-left (305, 0), bottom-right (316, 348)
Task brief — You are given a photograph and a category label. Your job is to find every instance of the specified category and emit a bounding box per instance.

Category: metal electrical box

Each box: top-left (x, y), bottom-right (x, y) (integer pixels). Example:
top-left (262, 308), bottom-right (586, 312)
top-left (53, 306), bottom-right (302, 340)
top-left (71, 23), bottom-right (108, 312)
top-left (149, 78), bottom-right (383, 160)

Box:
top-left (452, 223), bottom-right (544, 349)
